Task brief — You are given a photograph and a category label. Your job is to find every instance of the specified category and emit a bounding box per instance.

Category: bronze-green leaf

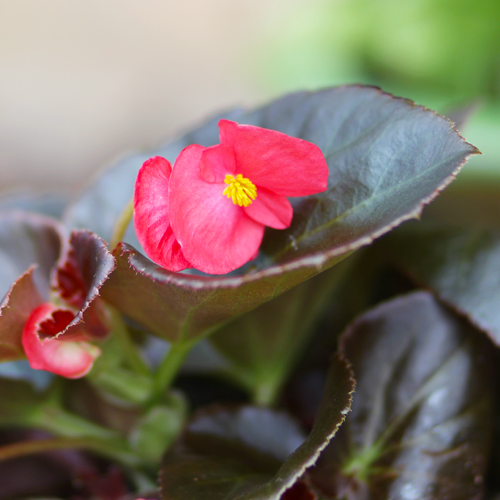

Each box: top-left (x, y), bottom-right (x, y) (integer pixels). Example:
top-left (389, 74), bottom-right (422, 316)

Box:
top-left (160, 355), bottom-right (355, 500)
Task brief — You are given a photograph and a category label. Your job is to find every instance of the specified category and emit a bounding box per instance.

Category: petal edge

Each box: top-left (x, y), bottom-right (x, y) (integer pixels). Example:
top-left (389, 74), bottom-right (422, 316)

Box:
top-left (134, 156), bottom-right (191, 272)
top-left (244, 188), bottom-right (293, 229)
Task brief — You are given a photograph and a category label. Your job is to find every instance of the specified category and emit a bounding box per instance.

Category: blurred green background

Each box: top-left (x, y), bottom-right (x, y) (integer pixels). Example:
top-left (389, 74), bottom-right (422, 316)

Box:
top-left (257, 0), bottom-right (500, 185)
top-left (1, 0), bottom-right (499, 192)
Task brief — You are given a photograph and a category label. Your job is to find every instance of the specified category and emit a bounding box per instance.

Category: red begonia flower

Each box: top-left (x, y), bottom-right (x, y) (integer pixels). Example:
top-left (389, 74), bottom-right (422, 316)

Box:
top-left (134, 156), bottom-right (191, 272)
top-left (22, 303), bottom-right (101, 379)
top-left (134, 120), bottom-right (328, 274)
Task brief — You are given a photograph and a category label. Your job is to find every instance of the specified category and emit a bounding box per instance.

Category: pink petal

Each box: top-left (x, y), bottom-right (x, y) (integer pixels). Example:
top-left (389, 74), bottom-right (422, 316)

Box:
top-left (218, 119), bottom-right (329, 197)
top-left (134, 156), bottom-right (191, 272)
top-left (169, 145), bottom-right (265, 274)
top-left (244, 187), bottom-right (293, 229)
top-left (22, 303), bottom-right (101, 379)
top-left (199, 144), bottom-right (236, 183)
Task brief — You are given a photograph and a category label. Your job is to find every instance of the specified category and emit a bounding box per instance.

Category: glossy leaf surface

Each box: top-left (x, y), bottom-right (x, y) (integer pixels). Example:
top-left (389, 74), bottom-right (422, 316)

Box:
top-left (72, 86), bottom-right (478, 341)
top-left (160, 355), bottom-right (354, 500)
top-left (311, 292), bottom-right (495, 500)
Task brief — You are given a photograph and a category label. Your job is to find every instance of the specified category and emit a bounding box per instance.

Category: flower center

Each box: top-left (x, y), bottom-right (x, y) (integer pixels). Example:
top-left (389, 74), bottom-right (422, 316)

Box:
top-left (223, 174), bottom-right (257, 207)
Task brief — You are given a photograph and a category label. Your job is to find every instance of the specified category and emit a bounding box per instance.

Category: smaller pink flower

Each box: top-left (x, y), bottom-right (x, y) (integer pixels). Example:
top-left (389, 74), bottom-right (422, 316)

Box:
top-left (134, 120), bottom-right (328, 274)
top-left (22, 303), bottom-right (101, 379)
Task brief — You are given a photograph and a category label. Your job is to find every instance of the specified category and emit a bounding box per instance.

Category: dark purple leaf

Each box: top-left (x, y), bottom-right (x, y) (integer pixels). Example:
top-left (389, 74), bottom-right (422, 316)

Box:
top-left (0, 268), bottom-right (43, 361)
top-left (280, 481), bottom-right (321, 500)
top-left (310, 292), bottom-right (495, 500)
top-left (0, 429), bottom-right (125, 500)
top-left (49, 230), bottom-right (116, 340)
top-left (101, 244), bottom-right (323, 342)
top-left (384, 225), bottom-right (500, 346)
top-left (0, 212), bottom-right (63, 362)
top-left (82, 86), bottom-right (478, 341)
top-left (0, 212), bottom-right (116, 360)
top-left (0, 211), bottom-right (63, 301)
top-left (159, 355), bottom-right (354, 500)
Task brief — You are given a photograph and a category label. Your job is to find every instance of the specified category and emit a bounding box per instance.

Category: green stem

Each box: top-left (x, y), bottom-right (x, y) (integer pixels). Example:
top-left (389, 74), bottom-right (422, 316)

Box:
top-left (252, 379), bottom-right (282, 407)
top-left (152, 341), bottom-right (194, 401)
top-left (110, 307), bottom-right (150, 376)
top-left (26, 404), bottom-right (116, 440)
top-left (90, 369), bottom-right (153, 404)
top-left (0, 437), bottom-right (99, 462)
top-left (129, 470), bottom-right (159, 492)
top-left (110, 198), bottom-right (134, 250)
top-left (20, 404), bottom-right (142, 467)
top-left (0, 436), bottom-right (141, 468)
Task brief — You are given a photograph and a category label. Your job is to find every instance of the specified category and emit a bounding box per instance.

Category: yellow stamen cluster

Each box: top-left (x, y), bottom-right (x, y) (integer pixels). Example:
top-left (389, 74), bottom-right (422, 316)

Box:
top-left (223, 174), bottom-right (257, 207)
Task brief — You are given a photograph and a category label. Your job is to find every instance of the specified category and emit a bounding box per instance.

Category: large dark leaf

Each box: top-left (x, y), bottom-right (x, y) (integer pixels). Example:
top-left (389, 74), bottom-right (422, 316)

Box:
top-left (310, 291), bottom-right (495, 500)
top-left (376, 178), bottom-right (500, 345)
top-left (73, 86), bottom-right (477, 341)
top-left (159, 355), bottom-right (355, 500)
top-left (383, 225), bottom-right (500, 346)
top-left (101, 242), bottom-right (330, 342)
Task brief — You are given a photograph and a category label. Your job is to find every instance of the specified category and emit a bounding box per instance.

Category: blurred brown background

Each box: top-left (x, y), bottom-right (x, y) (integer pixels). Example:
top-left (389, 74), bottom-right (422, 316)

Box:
top-left (2, 0), bottom-right (500, 194)
top-left (0, 0), bottom-right (303, 192)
